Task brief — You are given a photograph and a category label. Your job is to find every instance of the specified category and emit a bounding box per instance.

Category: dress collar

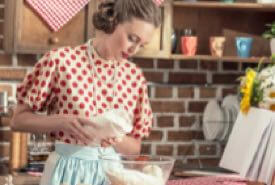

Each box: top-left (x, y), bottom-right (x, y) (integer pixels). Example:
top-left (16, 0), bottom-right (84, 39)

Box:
top-left (87, 39), bottom-right (116, 64)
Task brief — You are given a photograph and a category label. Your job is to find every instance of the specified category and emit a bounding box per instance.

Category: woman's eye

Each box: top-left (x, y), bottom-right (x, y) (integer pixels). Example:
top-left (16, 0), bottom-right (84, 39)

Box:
top-left (128, 35), bottom-right (137, 43)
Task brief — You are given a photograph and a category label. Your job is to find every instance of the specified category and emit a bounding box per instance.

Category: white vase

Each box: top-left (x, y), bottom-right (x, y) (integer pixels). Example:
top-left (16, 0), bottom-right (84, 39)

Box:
top-left (271, 38), bottom-right (275, 55)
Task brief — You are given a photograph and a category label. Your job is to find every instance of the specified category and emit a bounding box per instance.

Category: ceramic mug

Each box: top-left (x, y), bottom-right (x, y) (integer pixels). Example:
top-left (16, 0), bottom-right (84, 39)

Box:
top-left (235, 37), bottom-right (253, 58)
top-left (209, 36), bottom-right (226, 57)
top-left (183, 28), bottom-right (196, 36)
top-left (181, 36), bottom-right (198, 56)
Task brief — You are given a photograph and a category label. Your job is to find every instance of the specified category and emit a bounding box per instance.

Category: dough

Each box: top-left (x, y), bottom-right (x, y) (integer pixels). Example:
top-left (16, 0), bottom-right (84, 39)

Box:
top-left (105, 167), bottom-right (164, 185)
top-left (142, 165), bottom-right (163, 179)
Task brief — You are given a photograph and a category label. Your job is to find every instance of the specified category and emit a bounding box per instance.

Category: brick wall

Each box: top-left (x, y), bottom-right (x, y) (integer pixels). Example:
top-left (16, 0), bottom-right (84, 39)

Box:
top-left (131, 58), bottom-right (247, 168)
top-left (0, 1), bottom-right (258, 172)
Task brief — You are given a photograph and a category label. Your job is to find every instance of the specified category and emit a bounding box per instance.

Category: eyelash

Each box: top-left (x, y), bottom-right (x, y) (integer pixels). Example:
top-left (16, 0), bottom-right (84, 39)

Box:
top-left (128, 35), bottom-right (144, 48)
top-left (128, 35), bottom-right (134, 41)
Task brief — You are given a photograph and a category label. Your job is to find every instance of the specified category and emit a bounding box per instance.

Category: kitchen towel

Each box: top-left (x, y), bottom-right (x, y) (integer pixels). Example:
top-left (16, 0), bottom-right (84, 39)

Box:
top-left (25, 0), bottom-right (90, 32)
top-left (84, 109), bottom-right (133, 146)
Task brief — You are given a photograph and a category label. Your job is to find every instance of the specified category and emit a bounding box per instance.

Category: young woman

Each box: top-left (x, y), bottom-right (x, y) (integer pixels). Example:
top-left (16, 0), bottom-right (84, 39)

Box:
top-left (11, 0), bottom-right (162, 184)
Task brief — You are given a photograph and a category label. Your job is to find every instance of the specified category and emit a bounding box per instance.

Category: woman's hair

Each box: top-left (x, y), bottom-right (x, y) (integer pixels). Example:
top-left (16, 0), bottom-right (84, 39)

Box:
top-left (93, 0), bottom-right (162, 34)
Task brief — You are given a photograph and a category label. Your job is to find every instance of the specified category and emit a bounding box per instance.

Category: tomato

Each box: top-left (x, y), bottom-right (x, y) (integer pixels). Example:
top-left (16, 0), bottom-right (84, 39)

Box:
top-left (135, 156), bottom-right (149, 161)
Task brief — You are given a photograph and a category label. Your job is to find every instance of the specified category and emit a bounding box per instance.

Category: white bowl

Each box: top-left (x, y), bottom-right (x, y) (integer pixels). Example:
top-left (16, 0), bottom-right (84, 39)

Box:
top-left (100, 155), bottom-right (175, 185)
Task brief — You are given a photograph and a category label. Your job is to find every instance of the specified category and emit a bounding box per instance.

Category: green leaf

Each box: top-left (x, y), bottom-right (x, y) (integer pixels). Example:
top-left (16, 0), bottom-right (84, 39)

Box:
top-left (262, 21), bottom-right (275, 39)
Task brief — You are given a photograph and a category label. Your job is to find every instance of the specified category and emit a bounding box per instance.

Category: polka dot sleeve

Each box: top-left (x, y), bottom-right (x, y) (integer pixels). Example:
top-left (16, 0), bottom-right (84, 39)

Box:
top-left (16, 51), bottom-right (57, 112)
top-left (131, 76), bottom-right (153, 139)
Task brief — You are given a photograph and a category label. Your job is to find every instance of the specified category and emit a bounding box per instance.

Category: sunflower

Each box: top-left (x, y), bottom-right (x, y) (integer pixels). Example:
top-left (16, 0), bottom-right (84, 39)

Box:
top-left (239, 55), bottom-right (275, 114)
top-left (240, 68), bottom-right (256, 114)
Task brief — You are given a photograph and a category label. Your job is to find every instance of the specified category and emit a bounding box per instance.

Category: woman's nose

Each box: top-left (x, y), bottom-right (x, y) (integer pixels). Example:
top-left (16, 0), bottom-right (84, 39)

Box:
top-left (128, 45), bottom-right (139, 55)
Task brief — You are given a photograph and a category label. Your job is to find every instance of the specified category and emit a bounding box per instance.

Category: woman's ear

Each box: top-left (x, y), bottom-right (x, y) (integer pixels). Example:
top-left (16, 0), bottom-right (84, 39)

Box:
top-left (152, 0), bottom-right (164, 6)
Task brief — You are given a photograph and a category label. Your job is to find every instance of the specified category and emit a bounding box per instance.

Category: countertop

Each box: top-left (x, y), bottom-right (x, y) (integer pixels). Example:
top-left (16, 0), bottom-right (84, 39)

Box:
top-left (0, 173), bottom-right (266, 185)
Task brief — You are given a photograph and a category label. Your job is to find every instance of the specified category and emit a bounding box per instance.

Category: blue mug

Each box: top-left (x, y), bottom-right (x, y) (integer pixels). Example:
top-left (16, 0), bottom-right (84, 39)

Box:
top-left (236, 37), bottom-right (253, 58)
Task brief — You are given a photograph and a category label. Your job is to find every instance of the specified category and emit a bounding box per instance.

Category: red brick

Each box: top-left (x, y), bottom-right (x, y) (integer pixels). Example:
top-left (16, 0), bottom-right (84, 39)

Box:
top-left (185, 158), bottom-right (200, 168)
top-left (0, 117), bottom-right (10, 127)
top-left (132, 58), bottom-right (154, 68)
top-left (0, 69), bottom-right (27, 81)
top-left (168, 131), bottom-right (203, 141)
top-left (157, 116), bottom-right (174, 127)
top-left (144, 130), bottom-right (163, 141)
top-left (169, 72), bottom-right (206, 84)
top-left (156, 144), bottom-right (173, 155)
top-left (199, 144), bottom-right (217, 155)
top-left (0, 162), bottom-right (9, 174)
top-left (187, 158), bottom-right (220, 167)
top-left (0, 84), bottom-right (13, 96)
top-left (17, 54), bottom-right (37, 67)
top-left (0, 54), bottom-right (13, 66)
top-left (0, 145), bottom-right (9, 158)
top-left (200, 61), bottom-right (217, 71)
top-left (199, 87), bottom-right (216, 98)
top-left (0, 130), bottom-right (11, 142)
top-left (222, 62), bottom-right (239, 71)
top-left (179, 60), bottom-right (198, 69)
top-left (0, 38), bottom-right (3, 50)
top-left (178, 144), bottom-right (195, 155)
top-left (155, 86), bottom-right (173, 98)
top-left (212, 73), bottom-right (243, 84)
top-left (222, 87), bottom-right (238, 97)
top-left (0, 21), bottom-right (3, 37)
top-left (178, 87), bottom-right (194, 98)
top-left (188, 101), bottom-right (207, 113)
top-left (151, 100), bottom-right (185, 113)
top-left (179, 115), bottom-right (195, 127)
top-left (144, 72), bottom-right (164, 83)
top-left (0, 8), bottom-right (3, 20)
top-left (204, 159), bottom-right (221, 167)
top-left (157, 59), bottom-right (174, 69)
top-left (141, 144), bottom-right (151, 155)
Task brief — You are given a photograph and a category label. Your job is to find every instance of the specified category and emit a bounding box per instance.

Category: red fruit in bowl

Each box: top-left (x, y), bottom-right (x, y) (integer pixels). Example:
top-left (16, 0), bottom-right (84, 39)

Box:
top-left (135, 156), bottom-right (149, 161)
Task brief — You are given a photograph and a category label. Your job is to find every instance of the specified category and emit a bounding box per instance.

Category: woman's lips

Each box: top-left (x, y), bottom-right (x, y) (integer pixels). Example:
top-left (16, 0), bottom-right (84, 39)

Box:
top-left (122, 52), bottom-right (129, 59)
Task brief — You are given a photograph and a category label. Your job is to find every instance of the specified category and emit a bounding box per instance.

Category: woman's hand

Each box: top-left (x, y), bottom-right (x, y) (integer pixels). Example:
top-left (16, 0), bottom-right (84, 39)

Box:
top-left (59, 115), bottom-right (98, 144)
top-left (101, 137), bottom-right (122, 147)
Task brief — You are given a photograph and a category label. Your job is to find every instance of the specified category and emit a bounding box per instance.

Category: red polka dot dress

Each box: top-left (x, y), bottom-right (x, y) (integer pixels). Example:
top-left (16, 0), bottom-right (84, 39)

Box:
top-left (16, 40), bottom-right (153, 145)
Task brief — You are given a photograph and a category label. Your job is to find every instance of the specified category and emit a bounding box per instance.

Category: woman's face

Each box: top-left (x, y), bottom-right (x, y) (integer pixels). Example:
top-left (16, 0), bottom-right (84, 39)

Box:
top-left (106, 18), bottom-right (157, 61)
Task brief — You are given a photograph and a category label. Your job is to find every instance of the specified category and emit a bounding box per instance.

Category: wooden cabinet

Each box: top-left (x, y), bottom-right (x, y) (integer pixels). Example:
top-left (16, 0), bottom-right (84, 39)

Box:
top-left (4, 0), bottom-right (97, 54)
top-left (171, 0), bottom-right (275, 62)
top-left (4, 0), bottom-right (275, 61)
top-left (3, 0), bottom-right (172, 58)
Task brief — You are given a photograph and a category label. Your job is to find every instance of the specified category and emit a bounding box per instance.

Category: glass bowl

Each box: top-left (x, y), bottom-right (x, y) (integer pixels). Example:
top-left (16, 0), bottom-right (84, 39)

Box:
top-left (100, 154), bottom-right (175, 185)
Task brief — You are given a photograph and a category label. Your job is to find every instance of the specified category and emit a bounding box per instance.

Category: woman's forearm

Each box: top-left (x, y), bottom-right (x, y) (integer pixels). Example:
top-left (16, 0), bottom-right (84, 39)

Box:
top-left (114, 135), bottom-right (141, 155)
top-left (11, 104), bottom-right (98, 143)
top-left (11, 111), bottom-right (64, 133)
top-left (11, 104), bottom-right (65, 133)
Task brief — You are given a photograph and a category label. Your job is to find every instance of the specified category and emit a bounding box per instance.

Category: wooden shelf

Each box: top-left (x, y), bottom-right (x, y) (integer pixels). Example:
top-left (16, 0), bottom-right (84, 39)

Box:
top-left (170, 54), bottom-right (271, 63)
top-left (173, 1), bottom-right (275, 11)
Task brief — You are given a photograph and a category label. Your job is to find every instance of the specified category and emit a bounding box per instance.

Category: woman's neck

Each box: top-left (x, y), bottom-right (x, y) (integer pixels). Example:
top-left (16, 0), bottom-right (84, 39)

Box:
top-left (93, 34), bottom-right (115, 61)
